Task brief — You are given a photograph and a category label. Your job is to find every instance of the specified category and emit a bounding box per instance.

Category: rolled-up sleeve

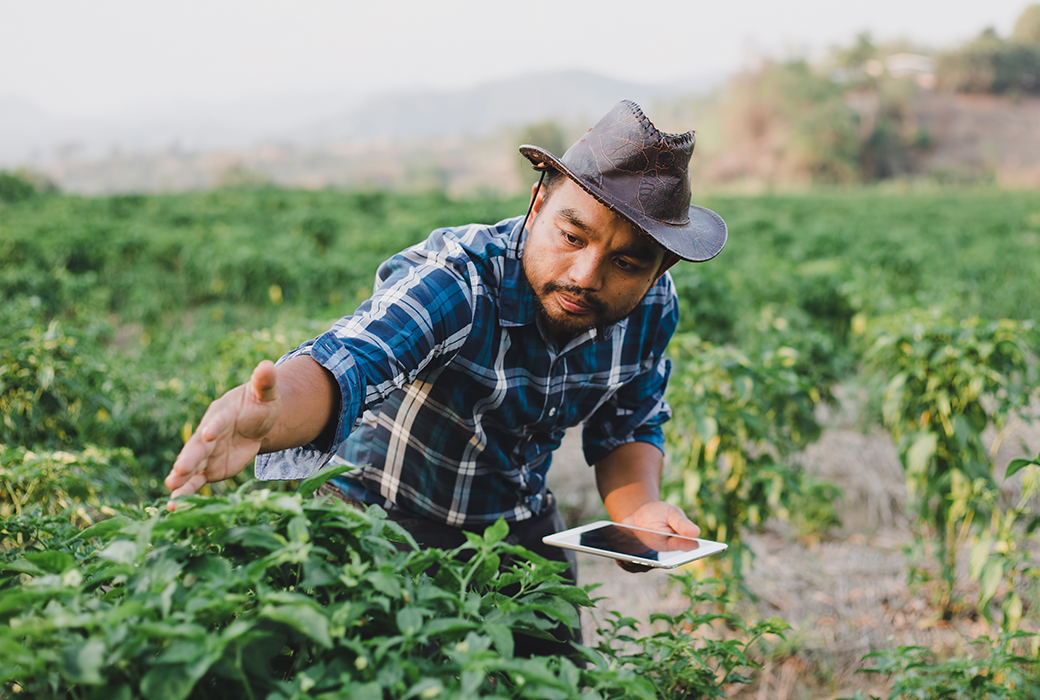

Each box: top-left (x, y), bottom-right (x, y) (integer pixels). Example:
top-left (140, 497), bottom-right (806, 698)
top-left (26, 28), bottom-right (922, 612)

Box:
top-left (580, 355), bottom-right (672, 466)
top-left (255, 237), bottom-right (477, 480)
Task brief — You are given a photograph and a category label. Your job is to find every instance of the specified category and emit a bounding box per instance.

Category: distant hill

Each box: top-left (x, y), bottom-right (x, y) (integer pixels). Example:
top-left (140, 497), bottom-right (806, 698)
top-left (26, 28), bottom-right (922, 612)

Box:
top-left (0, 70), bottom-right (722, 171)
top-left (298, 70), bottom-right (718, 144)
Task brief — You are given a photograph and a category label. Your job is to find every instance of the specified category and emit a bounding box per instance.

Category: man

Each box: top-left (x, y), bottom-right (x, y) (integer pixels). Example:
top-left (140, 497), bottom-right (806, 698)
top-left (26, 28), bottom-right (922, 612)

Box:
top-left (164, 100), bottom-right (726, 650)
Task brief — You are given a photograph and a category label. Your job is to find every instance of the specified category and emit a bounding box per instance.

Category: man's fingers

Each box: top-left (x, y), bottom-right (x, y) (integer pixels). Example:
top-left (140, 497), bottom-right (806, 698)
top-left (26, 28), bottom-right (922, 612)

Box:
top-left (164, 411), bottom-right (228, 491)
top-left (166, 472), bottom-right (209, 511)
top-left (251, 360), bottom-right (278, 403)
top-left (667, 506), bottom-right (700, 539)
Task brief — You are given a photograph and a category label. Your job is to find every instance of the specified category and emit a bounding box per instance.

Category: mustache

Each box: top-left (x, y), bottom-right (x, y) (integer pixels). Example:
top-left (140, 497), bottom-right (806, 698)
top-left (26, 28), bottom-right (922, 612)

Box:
top-left (542, 281), bottom-right (607, 314)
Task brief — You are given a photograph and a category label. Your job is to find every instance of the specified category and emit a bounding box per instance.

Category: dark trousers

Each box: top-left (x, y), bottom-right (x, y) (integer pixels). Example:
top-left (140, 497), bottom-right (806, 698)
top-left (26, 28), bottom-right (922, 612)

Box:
top-left (315, 484), bottom-right (583, 659)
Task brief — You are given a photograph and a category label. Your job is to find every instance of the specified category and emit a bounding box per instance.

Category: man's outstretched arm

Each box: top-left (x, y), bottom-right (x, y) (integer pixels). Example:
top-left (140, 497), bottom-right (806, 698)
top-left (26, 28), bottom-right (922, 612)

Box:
top-left (163, 355), bottom-right (339, 510)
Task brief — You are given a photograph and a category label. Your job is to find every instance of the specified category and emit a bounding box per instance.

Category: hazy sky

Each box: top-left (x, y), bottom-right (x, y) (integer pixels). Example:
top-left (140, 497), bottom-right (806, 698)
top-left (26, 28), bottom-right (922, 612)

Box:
top-left (1, 0), bottom-right (1033, 118)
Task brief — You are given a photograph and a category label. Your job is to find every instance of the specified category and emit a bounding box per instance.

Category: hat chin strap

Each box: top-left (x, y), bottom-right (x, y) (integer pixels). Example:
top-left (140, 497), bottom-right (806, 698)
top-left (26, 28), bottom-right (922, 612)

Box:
top-left (515, 170), bottom-right (547, 258)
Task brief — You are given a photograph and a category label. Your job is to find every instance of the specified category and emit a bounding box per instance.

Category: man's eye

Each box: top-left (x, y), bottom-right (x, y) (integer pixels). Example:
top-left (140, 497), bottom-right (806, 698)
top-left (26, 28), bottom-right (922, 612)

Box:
top-left (560, 231), bottom-right (580, 245)
top-left (615, 258), bottom-right (635, 271)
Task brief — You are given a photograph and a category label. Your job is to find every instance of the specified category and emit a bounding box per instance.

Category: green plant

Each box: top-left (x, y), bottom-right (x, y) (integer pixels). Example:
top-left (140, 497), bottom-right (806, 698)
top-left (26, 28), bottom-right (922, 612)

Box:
top-left (843, 631), bottom-right (1040, 699)
top-left (0, 171), bottom-right (39, 204)
top-left (593, 575), bottom-right (790, 699)
top-left (0, 445), bottom-right (144, 531)
top-left (662, 333), bottom-right (836, 574)
top-left (0, 476), bottom-right (794, 700)
top-left (0, 483), bottom-right (596, 699)
top-left (864, 311), bottom-right (1038, 609)
top-left (970, 452), bottom-right (1040, 631)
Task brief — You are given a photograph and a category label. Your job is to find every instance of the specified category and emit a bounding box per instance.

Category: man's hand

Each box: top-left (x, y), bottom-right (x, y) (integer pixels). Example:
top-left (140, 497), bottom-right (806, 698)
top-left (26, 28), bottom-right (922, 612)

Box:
top-left (594, 442), bottom-right (702, 573)
top-left (614, 501), bottom-right (701, 573)
top-left (621, 500), bottom-right (701, 542)
top-left (164, 360), bottom-right (281, 510)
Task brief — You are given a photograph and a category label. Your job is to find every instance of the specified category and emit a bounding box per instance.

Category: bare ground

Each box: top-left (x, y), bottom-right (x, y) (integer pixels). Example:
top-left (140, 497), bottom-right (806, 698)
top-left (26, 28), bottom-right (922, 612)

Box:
top-left (545, 394), bottom-right (1040, 699)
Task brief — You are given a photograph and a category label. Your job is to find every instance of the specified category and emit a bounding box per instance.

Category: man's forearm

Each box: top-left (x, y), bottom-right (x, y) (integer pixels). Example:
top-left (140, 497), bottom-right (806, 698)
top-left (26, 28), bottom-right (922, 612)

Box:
top-left (594, 441), bottom-right (664, 522)
top-left (259, 355), bottom-right (341, 453)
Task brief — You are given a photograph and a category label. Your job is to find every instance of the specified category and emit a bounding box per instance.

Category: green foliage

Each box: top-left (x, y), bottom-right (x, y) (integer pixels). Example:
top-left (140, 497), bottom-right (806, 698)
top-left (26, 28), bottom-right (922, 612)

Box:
top-left (0, 171), bottom-right (39, 204)
top-left (844, 631), bottom-right (1040, 700)
top-left (593, 576), bottom-right (790, 699)
top-left (970, 455), bottom-right (1040, 632)
top-left (0, 483), bottom-right (779, 699)
top-left (864, 311), bottom-right (1038, 606)
top-left (4, 187), bottom-right (1040, 697)
top-left (0, 445), bottom-right (144, 530)
top-left (720, 60), bottom-right (861, 183)
top-left (937, 32), bottom-right (1040, 95)
top-left (0, 188), bottom-right (523, 327)
top-left (661, 333), bottom-right (834, 573)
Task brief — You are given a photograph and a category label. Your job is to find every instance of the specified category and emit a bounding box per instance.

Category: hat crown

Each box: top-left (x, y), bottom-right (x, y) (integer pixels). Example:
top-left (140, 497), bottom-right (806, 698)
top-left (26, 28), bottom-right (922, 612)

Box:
top-left (519, 100), bottom-right (726, 262)
top-left (561, 100), bottom-right (695, 226)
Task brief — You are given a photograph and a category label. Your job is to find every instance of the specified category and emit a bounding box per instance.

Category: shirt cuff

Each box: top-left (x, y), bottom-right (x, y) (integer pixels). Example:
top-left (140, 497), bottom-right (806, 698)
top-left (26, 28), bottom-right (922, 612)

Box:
top-left (253, 334), bottom-right (362, 482)
top-left (582, 425), bottom-right (666, 467)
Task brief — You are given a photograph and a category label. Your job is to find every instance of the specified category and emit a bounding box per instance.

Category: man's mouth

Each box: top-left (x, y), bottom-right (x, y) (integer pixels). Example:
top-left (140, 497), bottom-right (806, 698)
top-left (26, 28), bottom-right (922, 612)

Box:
top-left (543, 282), bottom-right (604, 316)
top-left (556, 291), bottom-right (593, 314)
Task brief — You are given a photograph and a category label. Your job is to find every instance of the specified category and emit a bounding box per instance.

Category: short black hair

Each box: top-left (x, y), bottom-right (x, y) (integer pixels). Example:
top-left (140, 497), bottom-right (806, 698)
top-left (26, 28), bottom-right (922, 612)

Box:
top-left (539, 167), bottom-right (568, 200)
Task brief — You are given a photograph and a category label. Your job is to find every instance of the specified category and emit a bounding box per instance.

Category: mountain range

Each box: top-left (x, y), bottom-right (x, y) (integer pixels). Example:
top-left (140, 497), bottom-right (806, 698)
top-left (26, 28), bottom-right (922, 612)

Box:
top-left (0, 70), bottom-right (724, 168)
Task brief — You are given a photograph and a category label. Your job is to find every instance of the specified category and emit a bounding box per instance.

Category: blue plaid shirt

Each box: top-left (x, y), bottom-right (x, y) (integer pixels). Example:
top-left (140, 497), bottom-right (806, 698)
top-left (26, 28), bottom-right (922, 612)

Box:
top-left (255, 215), bottom-right (677, 526)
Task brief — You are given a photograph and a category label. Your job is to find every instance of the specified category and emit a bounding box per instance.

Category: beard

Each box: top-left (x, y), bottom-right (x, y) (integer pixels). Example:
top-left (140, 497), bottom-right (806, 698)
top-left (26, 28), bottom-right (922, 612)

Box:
top-left (525, 276), bottom-right (636, 341)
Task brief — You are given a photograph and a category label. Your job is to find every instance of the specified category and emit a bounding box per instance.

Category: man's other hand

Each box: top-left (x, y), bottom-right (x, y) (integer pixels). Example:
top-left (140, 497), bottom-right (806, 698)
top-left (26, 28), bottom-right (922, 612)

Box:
top-left (164, 360), bottom-right (281, 510)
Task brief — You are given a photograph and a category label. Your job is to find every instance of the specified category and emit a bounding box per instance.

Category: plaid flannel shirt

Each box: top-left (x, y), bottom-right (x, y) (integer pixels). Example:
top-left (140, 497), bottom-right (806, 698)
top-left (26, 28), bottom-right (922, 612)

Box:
top-left (255, 215), bottom-right (677, 526)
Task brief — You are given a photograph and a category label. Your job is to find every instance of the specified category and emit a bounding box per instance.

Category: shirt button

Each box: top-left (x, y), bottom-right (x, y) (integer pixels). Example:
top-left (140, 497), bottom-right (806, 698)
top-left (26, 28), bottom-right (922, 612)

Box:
top-left (548, 407), bottom-right (556, 417)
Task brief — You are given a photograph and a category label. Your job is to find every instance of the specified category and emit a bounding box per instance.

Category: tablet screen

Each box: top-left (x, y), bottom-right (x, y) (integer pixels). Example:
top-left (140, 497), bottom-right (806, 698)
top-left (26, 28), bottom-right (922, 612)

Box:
top-left (580, 524), bottom-right (661, 560)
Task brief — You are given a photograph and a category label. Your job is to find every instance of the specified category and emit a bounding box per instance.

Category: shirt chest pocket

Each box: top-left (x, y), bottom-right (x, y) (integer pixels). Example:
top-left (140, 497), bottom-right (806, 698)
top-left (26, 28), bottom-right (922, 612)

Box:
top-left (561, 371), bottom-right (639, 427)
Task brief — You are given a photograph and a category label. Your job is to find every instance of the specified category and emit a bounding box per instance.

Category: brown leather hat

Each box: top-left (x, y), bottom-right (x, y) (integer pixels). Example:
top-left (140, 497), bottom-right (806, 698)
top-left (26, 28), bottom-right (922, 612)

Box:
top-left (519, 100), bottom-right (726, 262)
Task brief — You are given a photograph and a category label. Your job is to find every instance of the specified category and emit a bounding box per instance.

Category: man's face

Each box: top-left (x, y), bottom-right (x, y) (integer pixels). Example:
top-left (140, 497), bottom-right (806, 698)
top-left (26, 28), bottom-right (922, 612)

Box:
top-left (522, 177), bottom-right (669, 342)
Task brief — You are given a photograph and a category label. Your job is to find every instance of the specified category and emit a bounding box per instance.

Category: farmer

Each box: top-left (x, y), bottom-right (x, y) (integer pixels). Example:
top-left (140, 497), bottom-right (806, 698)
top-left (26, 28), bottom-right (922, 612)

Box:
top-left (164, 99), bottom-right (726, 653)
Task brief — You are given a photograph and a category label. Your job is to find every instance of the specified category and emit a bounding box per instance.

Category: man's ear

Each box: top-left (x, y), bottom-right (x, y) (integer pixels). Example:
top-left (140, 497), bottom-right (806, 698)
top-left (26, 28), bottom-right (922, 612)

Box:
top-left (526, 180), bottom-right (548, 230)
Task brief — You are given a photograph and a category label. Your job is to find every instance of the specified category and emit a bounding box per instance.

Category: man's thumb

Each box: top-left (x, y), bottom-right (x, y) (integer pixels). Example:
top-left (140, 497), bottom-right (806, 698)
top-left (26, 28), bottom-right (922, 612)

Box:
top-left (251, 360), bottom-right (279, 402)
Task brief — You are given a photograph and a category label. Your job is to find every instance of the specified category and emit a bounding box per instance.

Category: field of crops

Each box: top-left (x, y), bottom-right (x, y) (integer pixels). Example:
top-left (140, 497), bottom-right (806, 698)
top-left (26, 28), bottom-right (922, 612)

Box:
top-left (2, 181), bottom-right (1039, 698)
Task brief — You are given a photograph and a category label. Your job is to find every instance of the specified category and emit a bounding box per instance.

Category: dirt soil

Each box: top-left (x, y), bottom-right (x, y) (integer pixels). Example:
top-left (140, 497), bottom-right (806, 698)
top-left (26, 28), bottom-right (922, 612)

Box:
top-left (545, 392), bottom-right (1040, 699)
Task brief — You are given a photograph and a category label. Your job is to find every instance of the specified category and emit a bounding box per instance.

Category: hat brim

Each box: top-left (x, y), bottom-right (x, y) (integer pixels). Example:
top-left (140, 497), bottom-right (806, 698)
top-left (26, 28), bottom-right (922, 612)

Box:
top-left (520, 145), bottom-right (727, 263)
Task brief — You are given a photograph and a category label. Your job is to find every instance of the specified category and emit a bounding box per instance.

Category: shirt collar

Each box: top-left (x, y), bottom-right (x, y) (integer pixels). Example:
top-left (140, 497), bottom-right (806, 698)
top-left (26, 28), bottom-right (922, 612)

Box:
top-left (497, 217), bottom-right (625, 342)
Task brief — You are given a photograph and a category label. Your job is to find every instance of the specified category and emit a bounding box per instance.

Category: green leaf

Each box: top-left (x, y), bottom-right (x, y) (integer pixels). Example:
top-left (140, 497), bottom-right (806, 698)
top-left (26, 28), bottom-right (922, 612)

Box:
top-left (969, 539), bottom-right (992, 581)
top-left (288, 514), bottom-right (310, 543)
top-left (485, 621), bottom-right (514, 658)
top-left (140, 658), bottom-right (214, 700)
top-left (396, 606), bottom-right (424, 636)
top-left (71, 516), bottom-right (131, 542)
top-left (260, 603), bottom-right (333, 649)
top-left (366, 571), bottom-right (402, 598)
top-left (59, 638), bottom-right (106, 685)
top-left (1002, 592), bottom-right (1023, 631)
top-left (979, 559), bottom-right (1003, 606)
top-left (297, 461), bottom-right (357, 498)
top-left (1, 557), bottom-right (46, 576)
top-left (422, 617), bottom-right (478, 637)
top-left (484, 517), bottom-right (510, 545)
top-left (98, 539), bottom-right (139, 565)
top-left (1006, 454), bottom-right (1040, 480)
top-left (220, 526), bottom-right (283, 551)
top-left (905, 432), bottom-right (937, 479)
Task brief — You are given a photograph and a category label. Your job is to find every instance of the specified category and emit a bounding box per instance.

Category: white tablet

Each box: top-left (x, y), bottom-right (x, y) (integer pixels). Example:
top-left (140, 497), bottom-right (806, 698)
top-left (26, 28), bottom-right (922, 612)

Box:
top-left (542, 520), bottom-right (728, 569)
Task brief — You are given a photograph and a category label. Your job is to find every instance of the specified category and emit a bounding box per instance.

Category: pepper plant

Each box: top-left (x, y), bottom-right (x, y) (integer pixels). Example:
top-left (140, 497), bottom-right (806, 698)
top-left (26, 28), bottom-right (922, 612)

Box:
top-left (864, 311), bottom-right (1038, 612)
top-left (662, 333), bottom-right (839, 575)
top-left (1, 473), bottom-right (783, 700)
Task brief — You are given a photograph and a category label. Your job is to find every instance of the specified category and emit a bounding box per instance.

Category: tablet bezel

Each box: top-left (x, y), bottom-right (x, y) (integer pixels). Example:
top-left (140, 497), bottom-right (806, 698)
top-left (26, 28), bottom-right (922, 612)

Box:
top-left (542, 520), bottom-right (728, 569)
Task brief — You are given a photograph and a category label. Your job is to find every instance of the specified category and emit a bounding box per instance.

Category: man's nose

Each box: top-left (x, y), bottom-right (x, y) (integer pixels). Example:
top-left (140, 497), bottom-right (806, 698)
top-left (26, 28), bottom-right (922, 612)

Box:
top-left (566, 250), bottom-right (606, 290)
